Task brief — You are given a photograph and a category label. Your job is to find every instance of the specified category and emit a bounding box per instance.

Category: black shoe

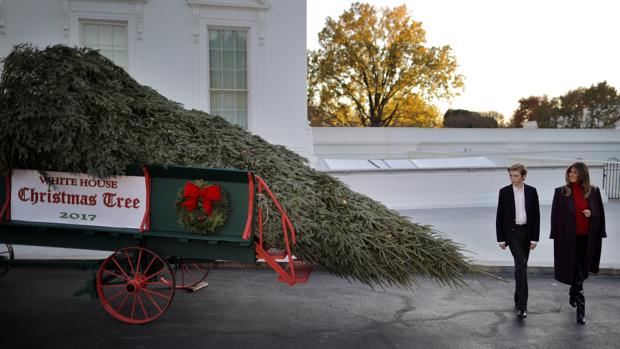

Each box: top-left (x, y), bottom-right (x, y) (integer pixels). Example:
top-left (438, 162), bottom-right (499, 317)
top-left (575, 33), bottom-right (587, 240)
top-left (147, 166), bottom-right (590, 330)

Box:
top-left (516, 309), bottom-right (527, 319)
top-left (576, 294), bottom-right (585, 325)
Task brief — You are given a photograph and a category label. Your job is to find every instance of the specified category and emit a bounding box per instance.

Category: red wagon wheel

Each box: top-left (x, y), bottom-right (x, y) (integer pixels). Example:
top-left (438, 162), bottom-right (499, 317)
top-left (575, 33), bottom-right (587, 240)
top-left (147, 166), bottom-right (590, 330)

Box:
top-left (173, 260), bottom-right (210, 289)
top-left (0, 243), bottom-right (14, 278)
top-left (96, 247), bottom-right (175, 324)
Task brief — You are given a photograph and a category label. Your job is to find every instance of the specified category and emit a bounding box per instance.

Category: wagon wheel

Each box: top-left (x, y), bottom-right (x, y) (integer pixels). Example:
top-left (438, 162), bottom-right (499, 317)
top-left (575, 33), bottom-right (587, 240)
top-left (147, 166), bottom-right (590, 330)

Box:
top-left (96, 247), bottom-right (175, 324)
top-left (172, 260), bottom-right (210, 289)
top-left (0, 243), bottom-right (14, 278)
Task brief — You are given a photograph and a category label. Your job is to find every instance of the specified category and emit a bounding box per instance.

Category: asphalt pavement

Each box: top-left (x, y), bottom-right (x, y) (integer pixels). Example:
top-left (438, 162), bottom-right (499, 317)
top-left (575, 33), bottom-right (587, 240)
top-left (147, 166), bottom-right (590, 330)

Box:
top-left (1, 267), bottom-right (619, 348)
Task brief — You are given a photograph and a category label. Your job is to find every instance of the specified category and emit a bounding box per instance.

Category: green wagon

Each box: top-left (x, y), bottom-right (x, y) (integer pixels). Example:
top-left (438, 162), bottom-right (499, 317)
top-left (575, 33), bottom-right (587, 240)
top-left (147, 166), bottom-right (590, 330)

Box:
top-left (0, 165), bottom-right (311, 324)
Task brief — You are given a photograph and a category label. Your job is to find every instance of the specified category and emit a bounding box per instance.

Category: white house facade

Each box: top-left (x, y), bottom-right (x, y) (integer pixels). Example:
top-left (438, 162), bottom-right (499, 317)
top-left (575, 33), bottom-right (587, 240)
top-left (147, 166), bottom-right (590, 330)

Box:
top-left (0, 0), bottom-right (312, 158)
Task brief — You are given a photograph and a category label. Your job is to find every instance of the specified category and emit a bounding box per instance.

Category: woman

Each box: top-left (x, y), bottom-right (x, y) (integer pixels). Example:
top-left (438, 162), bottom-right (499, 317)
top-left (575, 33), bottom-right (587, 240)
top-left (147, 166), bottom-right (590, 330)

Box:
top-left (550, 162), bottom-right (606, 325)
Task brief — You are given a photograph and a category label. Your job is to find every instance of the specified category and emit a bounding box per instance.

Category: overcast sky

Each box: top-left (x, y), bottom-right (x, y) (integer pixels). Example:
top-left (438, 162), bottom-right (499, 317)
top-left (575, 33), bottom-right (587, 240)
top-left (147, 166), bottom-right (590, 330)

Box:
top-left (307, 0), bottom-right (620, 120)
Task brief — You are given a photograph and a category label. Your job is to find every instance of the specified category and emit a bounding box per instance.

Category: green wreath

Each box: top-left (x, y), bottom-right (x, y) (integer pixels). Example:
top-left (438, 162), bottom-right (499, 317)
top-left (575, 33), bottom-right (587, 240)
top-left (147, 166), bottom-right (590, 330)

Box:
top-left (175, 180), bottom-right (230, 235)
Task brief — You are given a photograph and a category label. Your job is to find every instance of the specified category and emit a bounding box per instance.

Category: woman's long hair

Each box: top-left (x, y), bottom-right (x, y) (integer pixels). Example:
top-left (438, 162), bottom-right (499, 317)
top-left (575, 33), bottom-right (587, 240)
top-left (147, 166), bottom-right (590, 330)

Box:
top-left (563, 162), bottom-right (592, 198)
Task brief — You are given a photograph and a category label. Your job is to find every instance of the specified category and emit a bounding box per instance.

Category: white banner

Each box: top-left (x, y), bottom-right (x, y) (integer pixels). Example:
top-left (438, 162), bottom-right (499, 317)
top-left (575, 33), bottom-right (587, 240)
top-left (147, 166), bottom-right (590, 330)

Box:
top-left (11, 169), bottom-right (147, 229)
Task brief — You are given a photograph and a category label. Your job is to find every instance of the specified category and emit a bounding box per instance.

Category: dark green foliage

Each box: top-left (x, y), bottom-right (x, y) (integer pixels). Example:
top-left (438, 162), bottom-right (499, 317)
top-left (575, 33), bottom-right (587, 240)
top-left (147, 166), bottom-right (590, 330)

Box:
top-left (0, 44), bottom-right (475, 287)
top-left (0, 44), bottom-right (152, 175)
top-left (443, 109), bottom-right (498, 128)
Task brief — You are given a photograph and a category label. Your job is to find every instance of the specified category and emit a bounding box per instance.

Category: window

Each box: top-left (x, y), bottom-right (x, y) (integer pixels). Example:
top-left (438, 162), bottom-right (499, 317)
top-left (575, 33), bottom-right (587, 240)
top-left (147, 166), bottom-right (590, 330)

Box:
top-left (208, 28), bottom-right (248, 129)
top-left (80, 20), bottom-right (128, 70)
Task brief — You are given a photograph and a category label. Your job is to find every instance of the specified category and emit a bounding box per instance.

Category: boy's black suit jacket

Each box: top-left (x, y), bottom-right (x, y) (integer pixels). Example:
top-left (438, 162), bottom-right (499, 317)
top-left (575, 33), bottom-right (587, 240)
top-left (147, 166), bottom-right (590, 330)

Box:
top-left (496, 184), bottom-right (540, 244)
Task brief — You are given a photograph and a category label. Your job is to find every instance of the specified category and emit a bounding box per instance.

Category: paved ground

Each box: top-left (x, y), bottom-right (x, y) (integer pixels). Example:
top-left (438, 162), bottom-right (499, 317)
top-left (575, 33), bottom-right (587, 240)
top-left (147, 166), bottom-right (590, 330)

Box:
top-left (1, 267), bottom-right (619, 348)
top-left (2, 201), bottom-right (618, 347)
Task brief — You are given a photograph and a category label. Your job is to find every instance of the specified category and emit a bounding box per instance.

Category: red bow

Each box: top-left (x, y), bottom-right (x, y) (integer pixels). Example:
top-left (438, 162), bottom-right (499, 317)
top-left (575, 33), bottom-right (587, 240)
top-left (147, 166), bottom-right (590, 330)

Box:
top-left (181, 182), bottom-right (222, 216)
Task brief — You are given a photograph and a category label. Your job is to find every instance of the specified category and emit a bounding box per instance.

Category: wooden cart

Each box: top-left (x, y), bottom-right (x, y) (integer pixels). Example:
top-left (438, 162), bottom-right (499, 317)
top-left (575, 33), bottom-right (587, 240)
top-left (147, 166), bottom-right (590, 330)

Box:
top-left (0, 165), bottom-right (311, 324)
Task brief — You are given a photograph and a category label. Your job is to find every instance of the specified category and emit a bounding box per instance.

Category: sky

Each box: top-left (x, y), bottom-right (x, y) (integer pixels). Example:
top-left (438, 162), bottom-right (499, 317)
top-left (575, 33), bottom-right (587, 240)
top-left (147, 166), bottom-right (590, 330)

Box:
top-left (307, 0), bottom-right (620, 121)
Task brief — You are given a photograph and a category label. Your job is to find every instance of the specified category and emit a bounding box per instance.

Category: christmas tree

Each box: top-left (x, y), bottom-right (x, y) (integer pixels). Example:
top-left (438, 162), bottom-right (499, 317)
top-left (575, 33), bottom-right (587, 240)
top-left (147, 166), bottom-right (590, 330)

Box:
top-left (0, 44), bottom-right (475, 287)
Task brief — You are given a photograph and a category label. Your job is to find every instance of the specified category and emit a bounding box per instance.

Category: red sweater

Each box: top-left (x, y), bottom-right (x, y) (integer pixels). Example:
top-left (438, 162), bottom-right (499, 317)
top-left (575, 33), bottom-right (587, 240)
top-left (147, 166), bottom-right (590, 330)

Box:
top-left (571, 183), bottom-right (590, 235)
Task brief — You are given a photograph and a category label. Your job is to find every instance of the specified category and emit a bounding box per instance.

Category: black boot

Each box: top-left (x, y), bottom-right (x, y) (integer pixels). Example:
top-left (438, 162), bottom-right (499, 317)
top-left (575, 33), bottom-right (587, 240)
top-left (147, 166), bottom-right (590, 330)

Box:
top-left (576, 293), bottom-right (585, 325)
top-left (569, 287), bottom-right (577, 308)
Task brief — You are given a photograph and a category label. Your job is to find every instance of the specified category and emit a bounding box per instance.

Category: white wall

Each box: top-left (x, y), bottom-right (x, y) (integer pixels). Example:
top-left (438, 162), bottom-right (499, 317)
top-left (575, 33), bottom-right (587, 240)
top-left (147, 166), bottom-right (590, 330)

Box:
top-left (328, 165), bottom-right (607, 210)
top-left (314, 127), bottom-right (616, 208)
top-left (314, 127), bottom-right (620, 163)
top-left (0, 0), bottom-right (312, 159)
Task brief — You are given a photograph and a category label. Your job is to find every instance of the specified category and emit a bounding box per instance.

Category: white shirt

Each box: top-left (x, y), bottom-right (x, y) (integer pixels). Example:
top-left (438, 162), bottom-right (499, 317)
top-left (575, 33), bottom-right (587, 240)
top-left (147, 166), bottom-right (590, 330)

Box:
top-left (513, 184), bottom-right (527, 225)
top-left (499, 184), bottom-right (537, 247)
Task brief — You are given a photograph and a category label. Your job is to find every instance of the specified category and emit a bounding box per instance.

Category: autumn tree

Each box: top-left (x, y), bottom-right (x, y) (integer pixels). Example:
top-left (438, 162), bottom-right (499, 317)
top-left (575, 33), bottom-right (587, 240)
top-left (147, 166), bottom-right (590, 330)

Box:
top-left (510, 82), bottom-right (620, 128)
top-left (555, 89), bottom-right (586, 128)
top-left (583, 81), bottom-right (620, 128)
top-left (557, 81), bottom-right (620, 128)
top-left (308, 3), bottom-right (463, 127)
top-left (511, 96), bottom-right (539, 127)
top-left (510, 96), bottom-right (559, 128)
top-left (388, 94), bottom-right (441, 127)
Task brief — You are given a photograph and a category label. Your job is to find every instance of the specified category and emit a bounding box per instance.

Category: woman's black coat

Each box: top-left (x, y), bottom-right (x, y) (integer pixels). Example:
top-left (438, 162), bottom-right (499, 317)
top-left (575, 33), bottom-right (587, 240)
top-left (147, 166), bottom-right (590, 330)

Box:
top-left (550, 186), bottom-right (606, 285)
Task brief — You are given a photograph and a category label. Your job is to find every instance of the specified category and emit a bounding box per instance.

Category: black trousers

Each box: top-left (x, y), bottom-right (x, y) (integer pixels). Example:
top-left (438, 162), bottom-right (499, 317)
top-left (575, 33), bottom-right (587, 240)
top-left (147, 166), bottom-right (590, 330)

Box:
top-left (509, 225), bottom-right (530, 311)
top-left (571, 235), bottom-right (589, 295)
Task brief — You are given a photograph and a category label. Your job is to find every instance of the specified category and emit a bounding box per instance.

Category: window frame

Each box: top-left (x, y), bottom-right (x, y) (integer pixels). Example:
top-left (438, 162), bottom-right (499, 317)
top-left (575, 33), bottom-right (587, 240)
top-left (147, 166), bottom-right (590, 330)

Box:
top-left (69, 11), bottom-right (137, 77)
top-left (207, 27), bottom-right (249, 129)
top-left (196, 17), bottom-right (257, 132)
top-left (79, 19), bottom-right (129, 70)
